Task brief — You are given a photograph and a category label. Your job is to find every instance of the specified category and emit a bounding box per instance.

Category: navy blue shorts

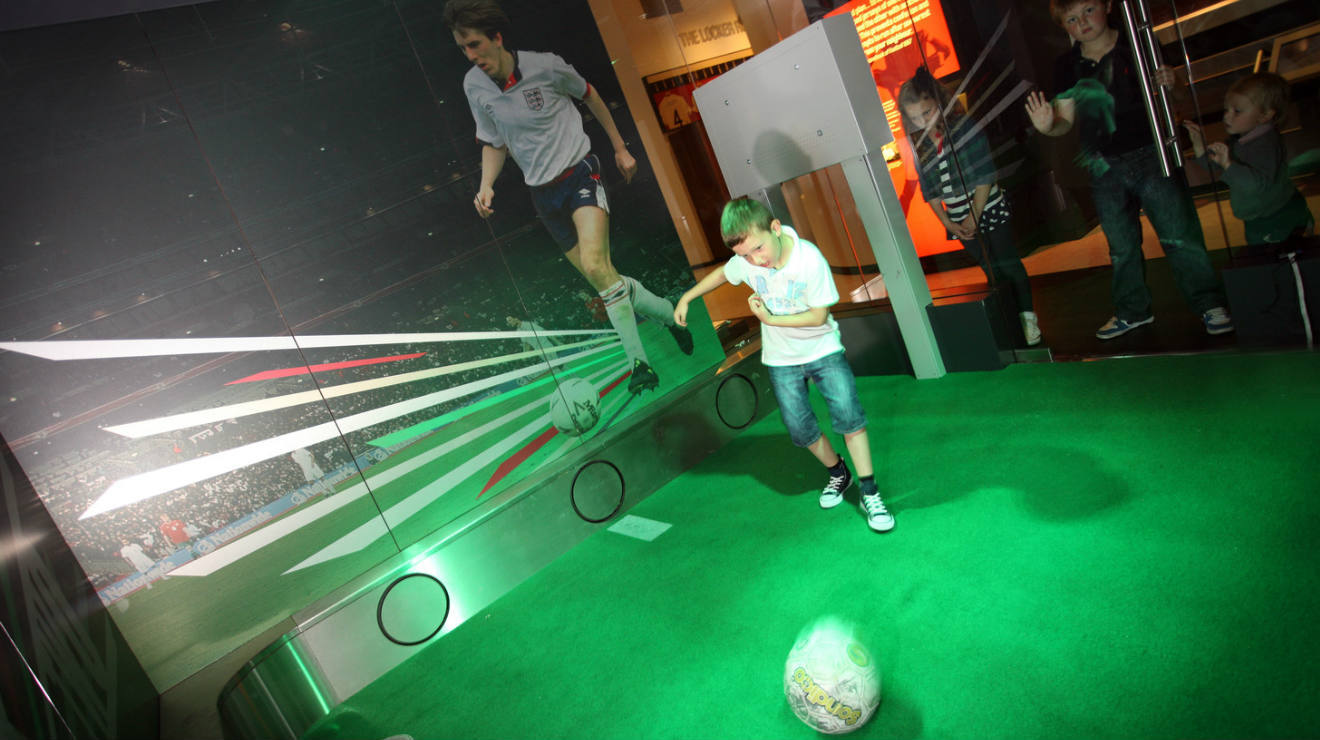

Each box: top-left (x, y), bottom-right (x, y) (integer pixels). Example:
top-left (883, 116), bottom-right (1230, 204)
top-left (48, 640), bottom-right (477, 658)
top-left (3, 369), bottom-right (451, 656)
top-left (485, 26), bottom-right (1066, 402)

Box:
top-left (530, 154), bottom-right (609, 251)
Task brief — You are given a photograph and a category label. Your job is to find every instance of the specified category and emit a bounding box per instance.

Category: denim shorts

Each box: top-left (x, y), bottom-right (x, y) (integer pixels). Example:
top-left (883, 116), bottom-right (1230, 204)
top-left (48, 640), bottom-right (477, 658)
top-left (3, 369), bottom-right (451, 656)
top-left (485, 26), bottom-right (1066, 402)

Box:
top-left (530, 154), bottom-right (608, 251)
top-left (767, 351), bottom-right (867, 448)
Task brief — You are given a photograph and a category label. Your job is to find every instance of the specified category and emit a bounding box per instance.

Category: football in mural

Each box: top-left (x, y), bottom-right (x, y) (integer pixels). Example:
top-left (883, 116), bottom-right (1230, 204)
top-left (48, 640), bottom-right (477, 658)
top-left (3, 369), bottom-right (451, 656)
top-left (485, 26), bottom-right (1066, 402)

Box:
top-left (548, 377), bottom-right (600, 436)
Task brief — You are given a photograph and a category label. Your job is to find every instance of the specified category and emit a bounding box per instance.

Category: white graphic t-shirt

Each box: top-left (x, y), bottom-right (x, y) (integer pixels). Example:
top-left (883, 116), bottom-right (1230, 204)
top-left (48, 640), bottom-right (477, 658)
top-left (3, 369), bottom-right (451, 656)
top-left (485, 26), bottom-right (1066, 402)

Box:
top-left (723, 225), bottom-right (844, 366)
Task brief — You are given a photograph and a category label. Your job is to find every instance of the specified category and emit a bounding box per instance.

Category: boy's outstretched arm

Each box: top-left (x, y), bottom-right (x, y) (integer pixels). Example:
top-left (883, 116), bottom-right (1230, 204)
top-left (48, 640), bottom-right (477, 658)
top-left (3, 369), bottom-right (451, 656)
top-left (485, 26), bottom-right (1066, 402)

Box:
top-left (582, 85), bottom-right (638, 183)
top-left (674, 267), bottom-right (729, 326)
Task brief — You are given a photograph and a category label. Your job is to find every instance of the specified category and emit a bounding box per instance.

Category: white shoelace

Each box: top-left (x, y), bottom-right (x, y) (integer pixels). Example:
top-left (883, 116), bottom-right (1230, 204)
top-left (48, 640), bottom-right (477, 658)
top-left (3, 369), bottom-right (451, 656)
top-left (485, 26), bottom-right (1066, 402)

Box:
top-left (861, 494), bottom-right (888, 514)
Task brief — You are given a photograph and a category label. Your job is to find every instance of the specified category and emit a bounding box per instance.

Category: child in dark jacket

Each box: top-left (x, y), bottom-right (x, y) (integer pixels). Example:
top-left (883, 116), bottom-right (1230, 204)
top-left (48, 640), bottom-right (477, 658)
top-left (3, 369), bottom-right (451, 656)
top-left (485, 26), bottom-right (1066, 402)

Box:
top-left (1184, 72), bottom-right (1315, 245)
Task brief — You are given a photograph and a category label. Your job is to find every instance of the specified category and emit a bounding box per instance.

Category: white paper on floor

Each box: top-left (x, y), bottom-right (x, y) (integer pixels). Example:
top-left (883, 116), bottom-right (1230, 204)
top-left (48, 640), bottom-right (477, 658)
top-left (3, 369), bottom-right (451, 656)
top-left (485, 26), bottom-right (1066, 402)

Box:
top-left (607, 514), bottom-right (672, 541)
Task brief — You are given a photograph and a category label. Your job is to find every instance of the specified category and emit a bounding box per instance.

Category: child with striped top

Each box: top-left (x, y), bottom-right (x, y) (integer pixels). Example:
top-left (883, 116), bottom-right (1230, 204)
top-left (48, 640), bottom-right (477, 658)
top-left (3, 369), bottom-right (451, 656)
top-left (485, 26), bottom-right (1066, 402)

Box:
top-left (1183, 72), bottom-right (1314, 246)
top-left (899, 68), bottom-right (1041, 346)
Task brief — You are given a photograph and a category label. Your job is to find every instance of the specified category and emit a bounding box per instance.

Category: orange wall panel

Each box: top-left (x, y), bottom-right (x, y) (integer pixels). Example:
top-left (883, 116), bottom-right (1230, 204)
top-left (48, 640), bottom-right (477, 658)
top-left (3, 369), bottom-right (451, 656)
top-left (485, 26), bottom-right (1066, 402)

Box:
top-left (829, 0), bottom-right (962, 257)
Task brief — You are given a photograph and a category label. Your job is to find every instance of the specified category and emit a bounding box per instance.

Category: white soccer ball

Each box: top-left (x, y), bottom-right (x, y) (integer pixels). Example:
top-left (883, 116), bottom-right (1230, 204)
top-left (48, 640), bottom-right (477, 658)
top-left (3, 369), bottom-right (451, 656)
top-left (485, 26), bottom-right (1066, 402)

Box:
top-left (784, 617), bottom-right (881, 734)
top-left (548, 377), bottom-right (600, 436)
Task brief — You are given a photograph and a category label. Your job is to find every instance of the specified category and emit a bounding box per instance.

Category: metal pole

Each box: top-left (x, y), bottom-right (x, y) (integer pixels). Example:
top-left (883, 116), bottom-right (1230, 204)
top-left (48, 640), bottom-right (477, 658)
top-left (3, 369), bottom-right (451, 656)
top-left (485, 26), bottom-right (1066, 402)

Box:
top-left (839, 153), bottom-right (945, 379)
top-left (1165, 0), bottom-right (1236, 262)
top-left (1131, 0), bottom-right (1183, 168)
top-left (1120, 0), bottom-right (1170, 177)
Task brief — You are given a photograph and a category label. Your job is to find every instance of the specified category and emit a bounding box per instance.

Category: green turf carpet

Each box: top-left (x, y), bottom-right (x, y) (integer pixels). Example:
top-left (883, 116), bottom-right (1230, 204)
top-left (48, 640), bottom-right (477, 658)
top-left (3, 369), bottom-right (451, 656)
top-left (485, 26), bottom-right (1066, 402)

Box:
top-left (307, 350), bottom-right (1320, 739)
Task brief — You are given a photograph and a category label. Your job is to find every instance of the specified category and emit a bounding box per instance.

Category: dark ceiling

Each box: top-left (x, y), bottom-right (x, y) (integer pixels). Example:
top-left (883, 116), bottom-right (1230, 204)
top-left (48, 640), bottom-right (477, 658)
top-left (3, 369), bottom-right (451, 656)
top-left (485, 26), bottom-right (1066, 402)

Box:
top-left (1, 0), bottom-right (218, 32)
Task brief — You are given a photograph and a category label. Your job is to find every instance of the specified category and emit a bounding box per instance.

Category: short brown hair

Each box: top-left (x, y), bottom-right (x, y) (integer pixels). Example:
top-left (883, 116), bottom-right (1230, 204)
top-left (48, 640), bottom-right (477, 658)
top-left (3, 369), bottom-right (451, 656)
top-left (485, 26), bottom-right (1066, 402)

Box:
top-left (442, 0), bottom-right (510, 40)
top-left (1227, 72), bottom-right (1289, 121)
top-left (1048, 0), bottom-right (1109, 27)
top-left (720, 198), bottom-right (775, 249)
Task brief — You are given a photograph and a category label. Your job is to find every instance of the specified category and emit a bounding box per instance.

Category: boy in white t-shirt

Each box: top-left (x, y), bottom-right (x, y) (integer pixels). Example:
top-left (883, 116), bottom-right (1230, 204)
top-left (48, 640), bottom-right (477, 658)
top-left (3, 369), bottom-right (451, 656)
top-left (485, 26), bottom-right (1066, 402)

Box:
top-left (674, 198), bottom-right (894, 532)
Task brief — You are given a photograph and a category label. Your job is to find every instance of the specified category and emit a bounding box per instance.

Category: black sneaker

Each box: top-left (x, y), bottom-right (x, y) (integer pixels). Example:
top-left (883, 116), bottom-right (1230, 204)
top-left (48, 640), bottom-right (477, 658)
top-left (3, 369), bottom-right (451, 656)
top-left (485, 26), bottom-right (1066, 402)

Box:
top-left (667, 323), bottom-right (694, 355)
top-left (819, 467), bottom-right (853, 509)
top-left (665, 293), bottom-right (696, 355)
top-left (860, 490), bottom-right (895, 532)
top-left (627, 359), bottom-right (659, 394)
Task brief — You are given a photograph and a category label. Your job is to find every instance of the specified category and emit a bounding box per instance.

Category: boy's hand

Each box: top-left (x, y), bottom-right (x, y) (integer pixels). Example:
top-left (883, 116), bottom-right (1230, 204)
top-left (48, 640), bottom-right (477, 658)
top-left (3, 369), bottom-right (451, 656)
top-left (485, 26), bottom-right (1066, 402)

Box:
top-left (952, 216), bottom-right (977, 239)
top-left (1181, 120), bottom-right (1206, 156)
top-left (673, 296), bottom-right (690, 327)
top-left (615, 148), bottom-right (637, 184)
top-left (1206, 141), bottom-right (1231, 169)
top-left (474, 186), bottom-right (495, 218)
top-left (747, 294), bottom-right (769, 321)
top-left (1024, 91), bottom-right (1055, 134)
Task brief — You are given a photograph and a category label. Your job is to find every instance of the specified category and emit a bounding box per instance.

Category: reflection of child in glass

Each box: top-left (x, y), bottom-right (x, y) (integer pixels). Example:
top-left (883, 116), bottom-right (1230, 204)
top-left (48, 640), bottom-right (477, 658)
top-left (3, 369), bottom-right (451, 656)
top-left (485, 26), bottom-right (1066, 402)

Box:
top-left (898, 68), bottom-right (1041, 346)
top-left (1183, 73), bottom-right (1315, 245)
top-left (673, 199), bottom-right (894, 532)
top-left (444, 0), bottom-right (692, 396)
top-left (1023, 0), bottom-right (1233, 340)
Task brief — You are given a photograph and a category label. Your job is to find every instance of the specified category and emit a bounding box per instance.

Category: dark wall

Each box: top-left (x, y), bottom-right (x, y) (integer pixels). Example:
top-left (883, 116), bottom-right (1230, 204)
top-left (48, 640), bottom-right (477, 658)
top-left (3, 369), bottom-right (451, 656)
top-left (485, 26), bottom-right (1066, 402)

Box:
top-left (0, 0), bottom-right (219, 33)
top-left (1, 432), bottom-right (159, 740)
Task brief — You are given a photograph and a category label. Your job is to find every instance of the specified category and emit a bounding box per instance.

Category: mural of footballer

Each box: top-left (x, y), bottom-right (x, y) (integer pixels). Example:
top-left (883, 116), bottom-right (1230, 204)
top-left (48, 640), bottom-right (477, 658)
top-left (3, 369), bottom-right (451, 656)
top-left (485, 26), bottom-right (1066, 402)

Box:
top-left (444, 0), bottom-right (693, 395)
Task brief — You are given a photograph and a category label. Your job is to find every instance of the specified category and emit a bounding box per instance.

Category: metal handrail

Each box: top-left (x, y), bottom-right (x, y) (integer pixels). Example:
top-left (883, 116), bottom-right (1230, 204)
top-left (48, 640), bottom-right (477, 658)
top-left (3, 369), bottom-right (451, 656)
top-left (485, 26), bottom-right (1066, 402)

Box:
top-left (1120, 0), bottom-right (1172, 177)
top-left (1133, 0), bottom-right (1183, 168)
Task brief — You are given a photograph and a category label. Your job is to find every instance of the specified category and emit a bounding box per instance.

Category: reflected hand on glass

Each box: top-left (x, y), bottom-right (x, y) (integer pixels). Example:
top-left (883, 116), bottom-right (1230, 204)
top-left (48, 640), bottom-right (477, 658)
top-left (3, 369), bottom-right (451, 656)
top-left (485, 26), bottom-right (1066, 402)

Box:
top-left (1024, 91), bottom-right (1055, 134)
top-left (615, 149), bottom-right (637, 184)
top-left (474, 186), bottom-right (495, 218)
top-left (1206, 141), bottom-right (1231, 169)
top-left (1152, 66), bottom-right (1177, 89)
top-left (1181, 120), bottom-right (1206, 157)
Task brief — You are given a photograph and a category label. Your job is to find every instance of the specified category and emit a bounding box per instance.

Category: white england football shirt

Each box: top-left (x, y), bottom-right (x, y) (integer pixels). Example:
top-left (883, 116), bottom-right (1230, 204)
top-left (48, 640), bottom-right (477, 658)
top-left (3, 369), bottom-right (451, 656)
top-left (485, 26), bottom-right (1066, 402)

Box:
top-left (463, 50), bottom-right (592, 187)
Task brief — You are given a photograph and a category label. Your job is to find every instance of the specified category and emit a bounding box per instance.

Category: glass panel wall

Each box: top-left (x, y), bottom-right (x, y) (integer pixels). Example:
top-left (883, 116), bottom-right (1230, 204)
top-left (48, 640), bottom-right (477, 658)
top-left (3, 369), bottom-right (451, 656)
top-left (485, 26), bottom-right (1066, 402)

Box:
top-left (1160, 0), bottom-right (1320, 257)
top-left (0, 13), bottom-right (399, 690)
top-left (876, 0), bottom-right (1319, 357)
top-left (638, 0), bottom-right (1317, 358)
top-left (867, 0), bottom-right (1060, 350)
top-left (0, 0), bottom-right (721, 692)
